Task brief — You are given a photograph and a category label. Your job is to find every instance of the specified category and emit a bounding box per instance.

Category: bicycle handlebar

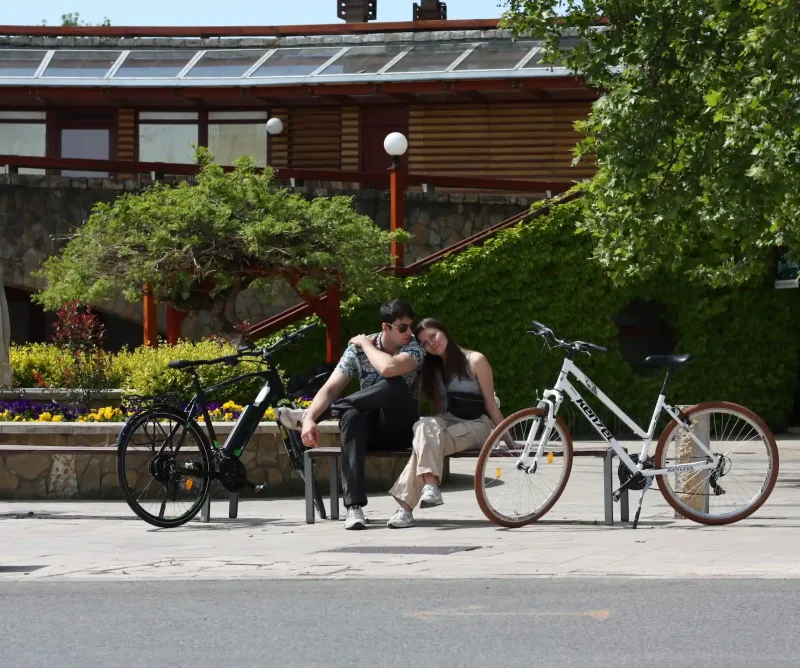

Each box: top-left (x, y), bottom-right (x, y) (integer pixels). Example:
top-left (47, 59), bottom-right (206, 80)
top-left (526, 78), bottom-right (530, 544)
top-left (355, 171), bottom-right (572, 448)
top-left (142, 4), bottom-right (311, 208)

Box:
top-left (526, 320), bottom-right (607, 355)
top-left (168, 322), bottom-right (319, 372)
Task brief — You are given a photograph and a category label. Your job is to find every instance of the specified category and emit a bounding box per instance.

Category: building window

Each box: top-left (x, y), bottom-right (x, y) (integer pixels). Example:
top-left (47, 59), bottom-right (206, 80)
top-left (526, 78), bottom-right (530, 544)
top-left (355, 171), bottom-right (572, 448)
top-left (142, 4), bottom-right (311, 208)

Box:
top-left (208, 111), bottom-right (268, 167)
top-left (138, 111), bottom-right (199, 163)
top-left (0, 111), bottom-right (46, 174)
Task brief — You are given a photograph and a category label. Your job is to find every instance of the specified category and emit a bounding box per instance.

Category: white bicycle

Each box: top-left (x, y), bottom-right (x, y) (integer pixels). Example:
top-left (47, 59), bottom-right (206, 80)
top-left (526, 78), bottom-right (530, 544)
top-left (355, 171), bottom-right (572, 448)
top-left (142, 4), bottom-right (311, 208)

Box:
top-left (475, 321), bottom-right (779, 529)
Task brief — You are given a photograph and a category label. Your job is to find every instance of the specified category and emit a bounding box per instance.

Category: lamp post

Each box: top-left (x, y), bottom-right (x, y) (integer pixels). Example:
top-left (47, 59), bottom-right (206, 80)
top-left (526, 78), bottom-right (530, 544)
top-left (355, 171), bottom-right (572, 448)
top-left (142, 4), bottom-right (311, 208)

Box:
top-left (384, 132), bottom-right (408, 268)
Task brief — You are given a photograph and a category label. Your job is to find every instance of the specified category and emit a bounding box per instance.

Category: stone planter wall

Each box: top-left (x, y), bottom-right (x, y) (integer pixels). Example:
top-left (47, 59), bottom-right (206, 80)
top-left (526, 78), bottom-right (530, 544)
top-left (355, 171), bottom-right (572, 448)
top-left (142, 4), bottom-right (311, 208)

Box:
top-left (0, 422), bottom-right (407, 501)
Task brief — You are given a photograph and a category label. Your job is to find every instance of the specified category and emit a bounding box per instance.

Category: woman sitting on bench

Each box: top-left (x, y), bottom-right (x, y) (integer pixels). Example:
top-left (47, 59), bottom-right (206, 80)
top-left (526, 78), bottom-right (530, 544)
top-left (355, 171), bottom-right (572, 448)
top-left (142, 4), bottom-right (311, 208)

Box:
top-left (387, 317), bottom-right (506, 528)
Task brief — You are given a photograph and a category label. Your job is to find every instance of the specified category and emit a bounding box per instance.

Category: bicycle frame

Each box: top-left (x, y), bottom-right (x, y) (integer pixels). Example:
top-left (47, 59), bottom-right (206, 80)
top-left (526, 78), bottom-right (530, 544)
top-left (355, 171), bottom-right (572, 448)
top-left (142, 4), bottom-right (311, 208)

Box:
top-left (522, 357), bottom-right (720, 477)
top-left (137, 365), bottom-right (285, 465)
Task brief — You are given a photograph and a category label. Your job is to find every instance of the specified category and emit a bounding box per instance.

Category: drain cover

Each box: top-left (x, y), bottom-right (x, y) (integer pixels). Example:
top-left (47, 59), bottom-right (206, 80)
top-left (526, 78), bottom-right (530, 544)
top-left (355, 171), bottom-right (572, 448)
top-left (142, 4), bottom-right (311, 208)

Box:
top-left (0, 565), bottom-right (46, 573)
top-left (325, 545), bottom-right (480, 555)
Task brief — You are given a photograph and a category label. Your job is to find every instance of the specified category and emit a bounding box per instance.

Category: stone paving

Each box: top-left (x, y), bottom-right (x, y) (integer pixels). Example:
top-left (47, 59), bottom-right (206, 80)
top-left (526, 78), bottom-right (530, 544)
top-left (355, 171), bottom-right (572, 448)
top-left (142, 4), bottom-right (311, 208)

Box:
top-left (1, 438), bottom-right (798, 582)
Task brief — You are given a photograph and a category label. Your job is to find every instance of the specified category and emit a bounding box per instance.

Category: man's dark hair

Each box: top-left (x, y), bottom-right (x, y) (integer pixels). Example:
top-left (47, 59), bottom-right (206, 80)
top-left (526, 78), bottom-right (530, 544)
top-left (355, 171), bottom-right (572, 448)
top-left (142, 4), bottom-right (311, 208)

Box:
top-left (380, 299), bottom-right (415, 324)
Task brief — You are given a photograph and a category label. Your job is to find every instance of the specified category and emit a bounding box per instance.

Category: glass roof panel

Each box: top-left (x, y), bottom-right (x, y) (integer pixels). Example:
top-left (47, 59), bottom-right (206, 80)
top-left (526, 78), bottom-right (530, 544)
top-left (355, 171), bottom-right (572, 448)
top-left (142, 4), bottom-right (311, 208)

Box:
top-left (386, 42), bottom-right (472, 74)
top-left (251, 47), bottom-right (342, 77)
top-left (318, 45), bottom-right (406, 75)
top-left (43, 50), bottom-right (121, 78)
top-left (115, 50), bottom-right (193, 78)
top-left (455, 41), bottom-right (538, 71)
top-left (0, 50), bottom-right (47, 77)
top-left (185, 50), bottom-right (267, 78)
top-left (522, 38), bottom-right (578, 68)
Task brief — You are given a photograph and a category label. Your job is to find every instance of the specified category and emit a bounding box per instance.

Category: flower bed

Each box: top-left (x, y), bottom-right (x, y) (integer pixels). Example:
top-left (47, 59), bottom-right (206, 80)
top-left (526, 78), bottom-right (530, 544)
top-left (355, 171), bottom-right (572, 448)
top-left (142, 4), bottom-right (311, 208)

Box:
top-left (0, 398), bottom-right (313, 423)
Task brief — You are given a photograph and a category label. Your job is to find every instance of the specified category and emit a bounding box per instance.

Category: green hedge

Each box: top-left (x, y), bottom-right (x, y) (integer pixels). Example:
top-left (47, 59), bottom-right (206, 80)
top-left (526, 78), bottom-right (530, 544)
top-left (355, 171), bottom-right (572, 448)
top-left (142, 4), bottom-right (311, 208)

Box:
top-left (10, 339), bottom-right (265, 405)
top-left (267, 199), bottom-right (800, 431)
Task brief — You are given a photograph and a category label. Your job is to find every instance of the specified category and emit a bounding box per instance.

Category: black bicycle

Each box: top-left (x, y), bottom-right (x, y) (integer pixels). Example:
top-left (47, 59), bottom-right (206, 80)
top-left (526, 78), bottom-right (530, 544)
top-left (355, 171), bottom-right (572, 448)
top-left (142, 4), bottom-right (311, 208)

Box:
top-left (115, 323), bottom-right (331, 528)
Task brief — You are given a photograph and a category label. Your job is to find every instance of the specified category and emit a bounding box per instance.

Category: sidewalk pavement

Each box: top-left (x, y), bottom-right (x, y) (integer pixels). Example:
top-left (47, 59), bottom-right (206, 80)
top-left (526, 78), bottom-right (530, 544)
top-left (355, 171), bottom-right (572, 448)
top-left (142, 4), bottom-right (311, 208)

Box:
top-left (2, 438), bottom-right (799, 582)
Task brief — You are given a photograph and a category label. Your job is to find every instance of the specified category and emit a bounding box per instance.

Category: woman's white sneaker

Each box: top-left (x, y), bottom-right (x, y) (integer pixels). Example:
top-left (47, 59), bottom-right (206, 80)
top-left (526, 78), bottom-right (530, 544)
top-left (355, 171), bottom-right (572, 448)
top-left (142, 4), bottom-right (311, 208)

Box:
top-left (387, 508), bottom-right (415, 528)
top-left (419, 484), bottom-right (444, 508)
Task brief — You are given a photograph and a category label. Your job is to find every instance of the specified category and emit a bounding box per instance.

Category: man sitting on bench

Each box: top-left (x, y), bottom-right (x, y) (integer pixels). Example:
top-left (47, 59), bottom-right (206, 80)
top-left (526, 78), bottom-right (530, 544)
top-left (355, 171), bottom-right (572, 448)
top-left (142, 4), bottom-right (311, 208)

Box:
top-left (278, 299), bottom-right (424, 530)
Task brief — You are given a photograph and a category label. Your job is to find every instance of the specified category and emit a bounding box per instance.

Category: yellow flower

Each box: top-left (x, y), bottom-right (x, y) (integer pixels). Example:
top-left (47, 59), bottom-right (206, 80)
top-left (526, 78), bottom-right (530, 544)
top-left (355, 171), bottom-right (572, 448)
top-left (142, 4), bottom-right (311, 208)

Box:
top-left (52, 415), bottom-right (64, 422)
top-left (265, 408), bottom-right (276, 421)
top-left (223, 412), bottom-right (233, 421)
top-left (13, 415), bottom-right (22, 422)
top-left (38, 412), bottom-right (52, 422)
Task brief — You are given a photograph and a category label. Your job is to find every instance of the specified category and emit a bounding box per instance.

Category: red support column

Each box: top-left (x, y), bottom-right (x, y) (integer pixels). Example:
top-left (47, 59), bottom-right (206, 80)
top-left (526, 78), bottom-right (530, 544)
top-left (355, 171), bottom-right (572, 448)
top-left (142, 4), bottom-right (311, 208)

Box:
top-left (142, 283), bottom-right (158, 348)
top-left (325, 283), bottom-right (341, 363)
top-left (166, 305), bottom-right (186, 345)
top-left (389, 161), bottom-right (406, 268)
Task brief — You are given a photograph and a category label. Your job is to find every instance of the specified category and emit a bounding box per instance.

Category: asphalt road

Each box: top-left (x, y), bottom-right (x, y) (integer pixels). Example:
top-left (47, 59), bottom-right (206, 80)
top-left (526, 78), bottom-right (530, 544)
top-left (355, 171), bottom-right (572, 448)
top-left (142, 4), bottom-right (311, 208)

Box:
top-left (1, 578), bottom-right (798, 667)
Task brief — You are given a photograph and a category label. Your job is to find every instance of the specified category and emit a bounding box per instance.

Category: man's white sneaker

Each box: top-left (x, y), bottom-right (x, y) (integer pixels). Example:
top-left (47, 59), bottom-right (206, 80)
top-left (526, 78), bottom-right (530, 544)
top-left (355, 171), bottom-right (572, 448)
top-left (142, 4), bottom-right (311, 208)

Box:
top-left (276, 407), bottom-right (305, 431)
top-left (345, 506), bottom-right (366, 530)
top-left (419, 484), bottom-right (444, 508)
top-left (387, 508), bottom-right (415, 529)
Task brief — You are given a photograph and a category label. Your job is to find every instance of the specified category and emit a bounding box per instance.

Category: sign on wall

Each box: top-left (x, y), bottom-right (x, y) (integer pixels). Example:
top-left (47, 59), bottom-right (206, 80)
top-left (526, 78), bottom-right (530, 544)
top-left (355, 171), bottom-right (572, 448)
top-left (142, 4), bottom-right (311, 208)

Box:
top-left (775, 251), bottom-right (799, 289)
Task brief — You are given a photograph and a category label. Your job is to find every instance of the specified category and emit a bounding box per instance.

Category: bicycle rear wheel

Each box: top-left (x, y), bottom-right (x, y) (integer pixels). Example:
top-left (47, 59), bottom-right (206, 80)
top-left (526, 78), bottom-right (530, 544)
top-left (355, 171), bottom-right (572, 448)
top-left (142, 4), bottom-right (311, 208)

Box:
top-left (116, 407), bottom-right (213, 528)
top-left (655, 401), bottom-right (779, 525)
top-left (475, 407), bottom-right (573, 527)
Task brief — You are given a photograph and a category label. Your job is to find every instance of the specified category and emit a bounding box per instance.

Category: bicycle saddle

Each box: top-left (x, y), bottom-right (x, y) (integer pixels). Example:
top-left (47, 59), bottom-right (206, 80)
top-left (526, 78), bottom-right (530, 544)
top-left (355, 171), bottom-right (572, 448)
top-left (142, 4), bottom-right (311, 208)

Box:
top-left (644, 353), bottom-right (694, 369)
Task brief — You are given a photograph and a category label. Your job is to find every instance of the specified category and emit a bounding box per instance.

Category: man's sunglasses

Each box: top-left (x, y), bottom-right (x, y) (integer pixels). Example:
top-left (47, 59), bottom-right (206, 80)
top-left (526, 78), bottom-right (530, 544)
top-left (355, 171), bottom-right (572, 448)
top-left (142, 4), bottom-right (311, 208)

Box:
top-left (387, 322), bottom-right (414, 334)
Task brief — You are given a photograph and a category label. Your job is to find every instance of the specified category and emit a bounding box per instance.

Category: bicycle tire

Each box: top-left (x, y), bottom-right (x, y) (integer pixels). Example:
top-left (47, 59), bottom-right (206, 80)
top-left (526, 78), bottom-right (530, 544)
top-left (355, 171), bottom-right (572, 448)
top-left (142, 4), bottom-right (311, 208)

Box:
top-left (117, 406), bottom-right (213, 528)
top-left (475, 407), bottom-right (573, 528)
top-left (655, 401), bottom-right (779, 525)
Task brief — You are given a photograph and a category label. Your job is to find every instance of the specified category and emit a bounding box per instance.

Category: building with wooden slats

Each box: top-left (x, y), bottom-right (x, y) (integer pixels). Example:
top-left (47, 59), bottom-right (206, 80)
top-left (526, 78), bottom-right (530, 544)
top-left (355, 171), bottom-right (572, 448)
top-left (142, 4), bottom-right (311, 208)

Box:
top-left (0, 20), bottom-right (595, 181)
top-left (0, 17), bottom-right (597, 348)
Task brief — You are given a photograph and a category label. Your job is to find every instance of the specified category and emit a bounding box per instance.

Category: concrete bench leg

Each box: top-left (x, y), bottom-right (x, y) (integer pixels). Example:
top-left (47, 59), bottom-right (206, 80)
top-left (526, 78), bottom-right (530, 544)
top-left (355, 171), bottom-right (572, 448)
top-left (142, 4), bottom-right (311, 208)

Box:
top-left (305, 451), bottom-right (315, 524)
top-left (329, 456), bottom-right (340, 521)
top-left (229, 492), bottom-right (239, 519)
top-left (201, 494), bottom-right (210, 523)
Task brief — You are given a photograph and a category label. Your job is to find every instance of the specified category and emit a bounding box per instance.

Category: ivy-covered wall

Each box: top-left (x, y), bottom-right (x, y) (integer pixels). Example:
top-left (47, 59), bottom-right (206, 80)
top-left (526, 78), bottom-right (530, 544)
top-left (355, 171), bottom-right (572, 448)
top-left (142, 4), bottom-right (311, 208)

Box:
top-left (269, 200), bottom-right (800, 432)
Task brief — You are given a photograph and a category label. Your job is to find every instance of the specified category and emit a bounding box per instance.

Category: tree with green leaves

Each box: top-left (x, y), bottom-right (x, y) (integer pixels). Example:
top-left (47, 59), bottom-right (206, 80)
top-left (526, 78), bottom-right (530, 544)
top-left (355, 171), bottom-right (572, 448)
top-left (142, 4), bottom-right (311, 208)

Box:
top-left (503, 0), bottom-right (800, 286)
top-left (35, 150), bottom-right (408, 335)
top-left (41, 12), bottom-right (111, 26)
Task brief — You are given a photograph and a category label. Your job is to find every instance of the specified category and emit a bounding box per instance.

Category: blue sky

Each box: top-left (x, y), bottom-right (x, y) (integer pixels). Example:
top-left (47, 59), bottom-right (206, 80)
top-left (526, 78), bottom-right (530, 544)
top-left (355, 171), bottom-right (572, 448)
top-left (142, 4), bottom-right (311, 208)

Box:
top-left (7, 1), bottom-right (506, 27)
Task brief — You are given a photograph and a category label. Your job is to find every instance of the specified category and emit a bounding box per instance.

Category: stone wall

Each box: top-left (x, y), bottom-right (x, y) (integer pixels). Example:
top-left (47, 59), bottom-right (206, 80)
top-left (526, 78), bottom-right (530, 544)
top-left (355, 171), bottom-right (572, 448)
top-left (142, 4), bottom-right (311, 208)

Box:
top-left (0, 174), bottom-right (543, 340)
top-left (0, 422), bottom-right (407, 501)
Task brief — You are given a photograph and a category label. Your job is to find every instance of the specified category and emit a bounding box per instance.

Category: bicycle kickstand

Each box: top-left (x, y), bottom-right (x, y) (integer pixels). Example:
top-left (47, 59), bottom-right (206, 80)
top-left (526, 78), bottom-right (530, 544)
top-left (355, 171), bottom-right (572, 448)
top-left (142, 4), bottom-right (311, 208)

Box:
top-left (632, 477), bottom-right (654, 530)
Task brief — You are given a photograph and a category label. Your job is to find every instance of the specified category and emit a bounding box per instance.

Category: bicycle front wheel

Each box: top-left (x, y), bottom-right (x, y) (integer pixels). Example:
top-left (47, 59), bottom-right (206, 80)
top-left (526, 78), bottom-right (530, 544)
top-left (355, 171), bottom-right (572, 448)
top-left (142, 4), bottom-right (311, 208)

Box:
top-left (116, 407), bottom-right (213, 528)
top-left (655, 401), bottom-right (779, 525)
top-left (475, 407), bottom-right (573, 527)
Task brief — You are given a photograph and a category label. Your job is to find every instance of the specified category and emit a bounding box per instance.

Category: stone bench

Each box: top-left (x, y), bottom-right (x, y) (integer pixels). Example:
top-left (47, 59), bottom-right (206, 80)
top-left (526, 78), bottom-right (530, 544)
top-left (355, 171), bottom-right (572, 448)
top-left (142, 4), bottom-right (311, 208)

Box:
top-left (303, 444), bottom-right (630, 525)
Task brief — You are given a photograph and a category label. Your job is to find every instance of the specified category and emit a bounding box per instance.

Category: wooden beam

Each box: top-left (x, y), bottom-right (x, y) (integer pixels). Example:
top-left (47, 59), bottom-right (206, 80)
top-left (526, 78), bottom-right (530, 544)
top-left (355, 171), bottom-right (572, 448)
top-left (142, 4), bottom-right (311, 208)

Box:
top-left (166, 305), bottom-right (186, 345)
top-left (325, 283), bottom-right (341, 363)
top-left (388, 93), bottom-right (417, 103)
top-left (143, 284), bottom-right (158, 348)
top-left (0, 76), bottom-right (593, 106)
top-left (0, 19), bottom-right (500, 38)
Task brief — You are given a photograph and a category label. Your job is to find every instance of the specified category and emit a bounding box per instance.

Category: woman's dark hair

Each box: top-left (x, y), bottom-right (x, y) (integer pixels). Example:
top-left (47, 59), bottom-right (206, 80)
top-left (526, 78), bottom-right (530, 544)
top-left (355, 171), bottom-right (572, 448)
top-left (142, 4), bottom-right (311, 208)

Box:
top-left (415, 317), bottom-right (471, 405)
